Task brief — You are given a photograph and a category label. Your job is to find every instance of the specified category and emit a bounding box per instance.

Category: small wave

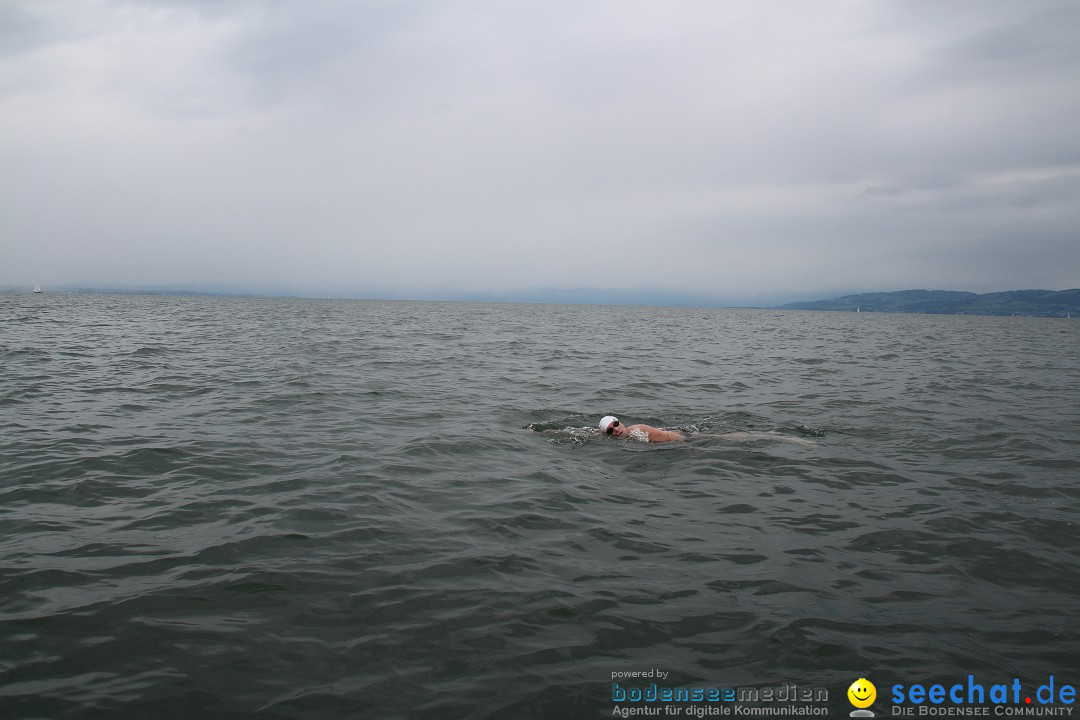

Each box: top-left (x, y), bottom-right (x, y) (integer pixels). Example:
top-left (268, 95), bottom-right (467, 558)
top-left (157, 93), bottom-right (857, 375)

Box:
top-left (526, 424), bottom-right (596, 445)
top-left (710, 431), bottom-right (818, 447)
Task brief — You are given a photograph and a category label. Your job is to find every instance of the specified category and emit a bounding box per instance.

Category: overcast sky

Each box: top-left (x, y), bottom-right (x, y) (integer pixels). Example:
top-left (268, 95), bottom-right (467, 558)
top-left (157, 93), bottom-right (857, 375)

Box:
top-left (2, 0), bottom-right (1078, 303)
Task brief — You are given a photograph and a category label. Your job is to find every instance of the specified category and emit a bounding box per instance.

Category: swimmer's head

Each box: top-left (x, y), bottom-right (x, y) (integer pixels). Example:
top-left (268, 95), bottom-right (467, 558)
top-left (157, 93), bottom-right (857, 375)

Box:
top-left (599, 416), bottom-right (621, 436)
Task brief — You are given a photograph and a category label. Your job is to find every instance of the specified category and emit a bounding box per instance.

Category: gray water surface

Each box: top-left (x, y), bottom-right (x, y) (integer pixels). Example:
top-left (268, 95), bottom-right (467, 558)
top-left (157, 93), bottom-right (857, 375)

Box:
top-left (2, 294), bottom-right (1078, 719)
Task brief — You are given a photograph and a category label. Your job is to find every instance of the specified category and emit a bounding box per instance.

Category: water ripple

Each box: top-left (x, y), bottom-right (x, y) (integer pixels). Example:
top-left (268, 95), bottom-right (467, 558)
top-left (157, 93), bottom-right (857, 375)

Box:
top-left (1, 295), bottom-right (1078, 718)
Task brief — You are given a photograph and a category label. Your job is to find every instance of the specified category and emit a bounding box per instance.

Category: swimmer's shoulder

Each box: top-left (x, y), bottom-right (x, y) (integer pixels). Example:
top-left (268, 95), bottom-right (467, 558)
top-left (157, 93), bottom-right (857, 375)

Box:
top-left (654, 428), bottom-right (686, 443)
top-left (632, 424), bottom-right (685, 443)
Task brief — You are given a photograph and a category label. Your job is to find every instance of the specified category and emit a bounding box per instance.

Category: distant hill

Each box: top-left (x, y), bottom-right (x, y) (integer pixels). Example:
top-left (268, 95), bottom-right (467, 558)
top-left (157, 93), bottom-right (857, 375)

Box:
top-left (778, 289), bottom-right (1080, 317)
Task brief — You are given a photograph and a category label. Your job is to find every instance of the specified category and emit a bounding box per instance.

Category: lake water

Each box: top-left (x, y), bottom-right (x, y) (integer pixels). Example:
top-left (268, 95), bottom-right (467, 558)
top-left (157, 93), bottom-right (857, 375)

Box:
top-left (2, 293), bottom-right (1078, 719)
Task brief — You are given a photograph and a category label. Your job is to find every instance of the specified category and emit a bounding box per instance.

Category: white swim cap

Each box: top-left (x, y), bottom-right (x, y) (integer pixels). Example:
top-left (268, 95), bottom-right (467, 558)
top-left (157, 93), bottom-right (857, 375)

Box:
top-left (599, 415), bottom-right (619, 433)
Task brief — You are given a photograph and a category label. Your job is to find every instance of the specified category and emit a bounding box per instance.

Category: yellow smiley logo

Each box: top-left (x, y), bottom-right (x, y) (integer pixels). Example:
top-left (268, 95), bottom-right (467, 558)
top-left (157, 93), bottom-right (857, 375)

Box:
top-left (848, 678), bottom-right (877, 708)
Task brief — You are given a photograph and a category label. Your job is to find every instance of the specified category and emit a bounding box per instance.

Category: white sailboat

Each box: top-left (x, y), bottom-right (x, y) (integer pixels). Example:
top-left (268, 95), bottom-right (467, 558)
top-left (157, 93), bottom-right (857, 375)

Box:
top-left (33, 284), bottom-right (43, 294)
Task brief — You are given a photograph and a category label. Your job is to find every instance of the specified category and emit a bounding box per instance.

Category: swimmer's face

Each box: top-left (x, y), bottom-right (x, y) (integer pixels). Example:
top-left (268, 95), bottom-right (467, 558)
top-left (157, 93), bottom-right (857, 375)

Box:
top-left (605, 420), bottom-right (625, 437)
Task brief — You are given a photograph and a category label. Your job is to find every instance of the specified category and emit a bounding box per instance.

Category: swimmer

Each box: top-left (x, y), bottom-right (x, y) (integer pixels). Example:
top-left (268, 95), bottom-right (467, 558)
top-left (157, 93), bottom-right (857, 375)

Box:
top-left (599, 416), bottom-right (685, 443)
top-left (598, 416), bottom-right (818, 447)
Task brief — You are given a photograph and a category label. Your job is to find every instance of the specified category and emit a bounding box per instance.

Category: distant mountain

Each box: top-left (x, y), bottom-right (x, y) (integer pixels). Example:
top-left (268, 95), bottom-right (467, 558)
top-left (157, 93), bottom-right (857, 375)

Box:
top-left (778, 289), bottom-right (1080, 317)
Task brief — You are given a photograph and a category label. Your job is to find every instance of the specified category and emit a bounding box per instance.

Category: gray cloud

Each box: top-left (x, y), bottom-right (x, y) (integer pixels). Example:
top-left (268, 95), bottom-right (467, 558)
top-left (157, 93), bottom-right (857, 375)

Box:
top-left (945, 5), bottom-right (1080, 74)
top-left (2, 0), bottom-right (1078, 303)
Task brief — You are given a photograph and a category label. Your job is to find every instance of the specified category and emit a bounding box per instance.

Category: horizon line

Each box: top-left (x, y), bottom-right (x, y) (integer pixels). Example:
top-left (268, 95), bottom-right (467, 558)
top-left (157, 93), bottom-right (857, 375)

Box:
top-left (3, 283), bottom-right (1077, 310)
